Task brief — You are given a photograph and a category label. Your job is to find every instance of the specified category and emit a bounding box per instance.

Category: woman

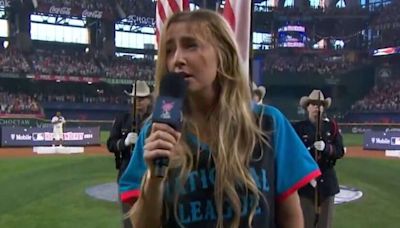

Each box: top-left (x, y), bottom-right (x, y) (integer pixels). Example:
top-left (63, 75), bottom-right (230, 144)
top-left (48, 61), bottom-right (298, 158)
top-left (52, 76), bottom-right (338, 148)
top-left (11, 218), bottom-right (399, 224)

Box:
top-left (119, 9), bottom-right (320, 228)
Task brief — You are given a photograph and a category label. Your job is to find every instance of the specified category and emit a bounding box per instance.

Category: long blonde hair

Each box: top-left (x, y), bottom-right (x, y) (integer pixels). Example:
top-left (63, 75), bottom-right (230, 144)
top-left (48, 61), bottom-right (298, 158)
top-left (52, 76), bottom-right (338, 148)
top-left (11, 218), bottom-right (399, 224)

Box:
top-left (153, 9), bottom-right (268, 228)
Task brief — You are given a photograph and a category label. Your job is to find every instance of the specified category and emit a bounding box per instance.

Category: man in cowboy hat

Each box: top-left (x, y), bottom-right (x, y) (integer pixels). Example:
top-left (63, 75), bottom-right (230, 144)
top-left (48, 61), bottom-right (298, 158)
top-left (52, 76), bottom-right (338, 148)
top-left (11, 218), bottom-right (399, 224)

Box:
top-left (107, 80), bottom-right (152, 228)
top-left (292, 89), bottom-right (345, 228)
top-left (252, 82), bottom-right (266, 105)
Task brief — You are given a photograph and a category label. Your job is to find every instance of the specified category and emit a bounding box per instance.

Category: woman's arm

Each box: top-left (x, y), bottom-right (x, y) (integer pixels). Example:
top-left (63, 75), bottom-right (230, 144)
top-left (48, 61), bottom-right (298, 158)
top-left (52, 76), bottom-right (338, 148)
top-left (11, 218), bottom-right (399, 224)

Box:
top-left (130, 123), bottom-right (181, 228)
top-left (130, 173), bottom-right (165, 228)
top-left (276, 191), bottom-right (304, 228)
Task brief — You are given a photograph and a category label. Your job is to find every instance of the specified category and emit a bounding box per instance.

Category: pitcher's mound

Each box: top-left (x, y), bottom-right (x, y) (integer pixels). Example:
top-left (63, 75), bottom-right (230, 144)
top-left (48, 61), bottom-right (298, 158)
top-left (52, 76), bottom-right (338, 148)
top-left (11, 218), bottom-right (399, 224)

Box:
top-left (335, 185), bottom-right (363, 205)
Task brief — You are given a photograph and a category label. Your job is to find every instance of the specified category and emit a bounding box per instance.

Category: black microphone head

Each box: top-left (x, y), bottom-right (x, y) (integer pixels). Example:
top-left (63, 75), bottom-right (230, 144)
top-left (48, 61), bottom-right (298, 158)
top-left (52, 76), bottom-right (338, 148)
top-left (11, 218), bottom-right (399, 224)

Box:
top-left (152, 72), bottom-right (187, 178)
top-left (152, 72), bottom-right (187, 131)
top-left (159, 72), bottom-right (187, 98)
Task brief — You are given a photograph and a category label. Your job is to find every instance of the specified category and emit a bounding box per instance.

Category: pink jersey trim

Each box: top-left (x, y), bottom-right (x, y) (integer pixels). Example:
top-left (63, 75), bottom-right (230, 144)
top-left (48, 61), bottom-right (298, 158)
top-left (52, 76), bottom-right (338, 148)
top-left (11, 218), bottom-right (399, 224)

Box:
top-left (276, 169), bottom-right (321, 202)
top-left (121, 189), bottom-right (141, 204)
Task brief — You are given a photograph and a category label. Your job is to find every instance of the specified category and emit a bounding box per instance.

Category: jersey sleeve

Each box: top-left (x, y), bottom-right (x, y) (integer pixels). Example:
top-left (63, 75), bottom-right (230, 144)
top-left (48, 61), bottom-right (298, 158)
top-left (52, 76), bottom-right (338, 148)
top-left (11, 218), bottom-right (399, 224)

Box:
top-left (119, 122), bottom-right (151, 203)
top-left (263, 106), bottom-right (321, 202)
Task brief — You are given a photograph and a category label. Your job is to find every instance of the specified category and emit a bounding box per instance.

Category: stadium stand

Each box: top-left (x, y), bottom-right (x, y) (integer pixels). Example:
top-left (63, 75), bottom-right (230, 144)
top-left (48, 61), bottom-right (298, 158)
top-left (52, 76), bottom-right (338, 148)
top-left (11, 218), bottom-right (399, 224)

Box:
top-left (0, 0), bottom-right (398, 124)
top-left (351, 78), bottom-right (400, 112)
top-left (31, 49), bottom-right (102, 77)
top-left (370, 0), bottom-right (400, 48)
top-left (0, 47), bottom-right (31, 74)
top-left (0, 90), bottom-right (43, 115)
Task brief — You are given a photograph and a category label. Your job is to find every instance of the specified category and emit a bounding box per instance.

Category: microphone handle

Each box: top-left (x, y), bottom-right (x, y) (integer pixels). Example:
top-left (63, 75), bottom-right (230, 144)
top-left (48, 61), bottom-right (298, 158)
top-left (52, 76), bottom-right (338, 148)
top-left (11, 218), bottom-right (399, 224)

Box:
top-left (153, 157), bottom-right (170, 177)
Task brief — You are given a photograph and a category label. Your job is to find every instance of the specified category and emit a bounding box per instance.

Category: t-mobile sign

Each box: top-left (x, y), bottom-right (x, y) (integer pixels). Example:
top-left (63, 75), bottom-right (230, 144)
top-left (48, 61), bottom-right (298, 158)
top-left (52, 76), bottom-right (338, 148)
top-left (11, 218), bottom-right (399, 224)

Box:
top-left (363, 131), bottom-right (400, 150)
top-left (1, 127), bottom-right (100, 147)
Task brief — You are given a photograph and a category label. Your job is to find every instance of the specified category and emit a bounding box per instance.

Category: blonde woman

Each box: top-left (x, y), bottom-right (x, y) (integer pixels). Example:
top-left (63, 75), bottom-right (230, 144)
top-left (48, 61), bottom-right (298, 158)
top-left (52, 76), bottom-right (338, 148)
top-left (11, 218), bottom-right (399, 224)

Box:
top-left (119, 10), bottom-right (320, 228)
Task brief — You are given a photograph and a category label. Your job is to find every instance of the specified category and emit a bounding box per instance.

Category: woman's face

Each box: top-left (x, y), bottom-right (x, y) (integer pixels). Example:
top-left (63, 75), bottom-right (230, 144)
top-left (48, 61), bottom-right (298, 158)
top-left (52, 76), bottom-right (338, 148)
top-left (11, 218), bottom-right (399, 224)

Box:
top-left (165, 22), bottom-right (219, 95)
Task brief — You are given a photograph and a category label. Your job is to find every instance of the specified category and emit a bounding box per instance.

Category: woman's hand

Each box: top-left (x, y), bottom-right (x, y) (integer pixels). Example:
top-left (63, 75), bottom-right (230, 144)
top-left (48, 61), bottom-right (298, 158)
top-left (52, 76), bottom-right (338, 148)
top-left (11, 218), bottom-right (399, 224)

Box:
top-left (144, 123), bottom-right (181, 178)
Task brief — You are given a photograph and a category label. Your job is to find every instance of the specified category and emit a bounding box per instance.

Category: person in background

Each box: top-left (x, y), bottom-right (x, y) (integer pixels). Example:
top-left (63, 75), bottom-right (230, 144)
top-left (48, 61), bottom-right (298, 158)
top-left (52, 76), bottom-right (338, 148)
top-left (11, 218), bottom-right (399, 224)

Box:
top-left (51, 111), bottom-right (66, 147)
top-left (293, 89), bottom-right (345, 228)
top-left (107, 80), bottom-right (152, 228)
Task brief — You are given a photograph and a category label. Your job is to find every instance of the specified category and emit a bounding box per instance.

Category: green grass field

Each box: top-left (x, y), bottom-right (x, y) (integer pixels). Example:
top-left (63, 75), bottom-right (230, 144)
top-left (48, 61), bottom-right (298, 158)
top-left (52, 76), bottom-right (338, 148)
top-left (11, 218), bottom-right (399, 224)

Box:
top-left (0, 155), bottom-right (121, 228)
top-left (342, 133), bottom-right (363, 147)
top-left (100, 131), bottom-right (110, 145)
top-left (335, 158), bottom-right (400, 228)
top-left (0, 154), bottom-right (399, 227)
top-left (1, 132), bottom-right (396, 227)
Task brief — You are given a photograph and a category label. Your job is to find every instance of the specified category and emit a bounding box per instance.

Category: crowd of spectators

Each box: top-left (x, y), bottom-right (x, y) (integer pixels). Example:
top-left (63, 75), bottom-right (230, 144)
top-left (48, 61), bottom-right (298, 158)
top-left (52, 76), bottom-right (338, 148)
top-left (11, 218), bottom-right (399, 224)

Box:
top-left (31, 50), bottom-right (101, 77)
top-left (0, 48), bottom-right (31, 74)
top-left (117, 0), bottom-right (155, 18)
top-left (351, 78), bottom-right (400, 112)
top-left (34, 93), bottom-right (130, 105)
top-left (370, 1), bottom-right (400, 48)
top-left (0, 49), bottom-right (155, 81)
top-left (265, 54), bottom-right (353, 75)
top-left (2, 48), bottom-right (365, 79)
top-left (0, 91), bottom-right (42, 115)
top-left (101, 57), bottom-right (154, 81)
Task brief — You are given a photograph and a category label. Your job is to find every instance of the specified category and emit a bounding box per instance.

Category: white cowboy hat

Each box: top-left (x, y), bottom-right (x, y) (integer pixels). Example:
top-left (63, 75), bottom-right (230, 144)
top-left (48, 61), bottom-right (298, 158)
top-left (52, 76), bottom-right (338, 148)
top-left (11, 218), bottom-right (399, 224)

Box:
top-left (252, 82), bottom-right (266, 100)
top-left (299, 89), bottom-right (331, 109)
top-left (124, 80), bottom-right (151, 97)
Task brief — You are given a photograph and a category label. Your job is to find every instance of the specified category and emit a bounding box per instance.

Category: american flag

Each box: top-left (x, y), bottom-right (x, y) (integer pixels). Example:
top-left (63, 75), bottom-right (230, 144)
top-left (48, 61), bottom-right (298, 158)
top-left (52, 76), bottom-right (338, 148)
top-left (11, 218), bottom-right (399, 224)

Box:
top-left (156, 0), bottom-right (190, 44)
top-left (223, 0), bottom-right (252, 77)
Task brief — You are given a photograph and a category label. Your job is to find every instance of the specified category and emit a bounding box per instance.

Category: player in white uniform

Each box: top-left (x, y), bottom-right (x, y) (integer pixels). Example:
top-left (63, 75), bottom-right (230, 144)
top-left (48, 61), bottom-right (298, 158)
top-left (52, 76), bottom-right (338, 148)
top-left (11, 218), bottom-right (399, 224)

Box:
top-left (51, 111), bottom-right (66, 147)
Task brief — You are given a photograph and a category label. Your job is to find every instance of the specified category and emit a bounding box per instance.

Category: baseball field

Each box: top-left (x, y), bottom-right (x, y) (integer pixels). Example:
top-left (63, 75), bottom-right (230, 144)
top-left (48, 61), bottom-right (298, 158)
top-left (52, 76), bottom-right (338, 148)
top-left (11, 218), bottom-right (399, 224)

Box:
top-left (0, 133), bottom-right (399, 228)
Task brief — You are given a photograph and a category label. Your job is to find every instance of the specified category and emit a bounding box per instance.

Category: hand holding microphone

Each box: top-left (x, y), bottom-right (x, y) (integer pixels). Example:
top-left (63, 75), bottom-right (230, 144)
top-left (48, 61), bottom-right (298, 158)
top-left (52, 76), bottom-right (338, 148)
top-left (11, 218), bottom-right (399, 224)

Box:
top-left (144, 72), bottom-right (187, 178)
top-left (144, 123), bottom-right (181, 178)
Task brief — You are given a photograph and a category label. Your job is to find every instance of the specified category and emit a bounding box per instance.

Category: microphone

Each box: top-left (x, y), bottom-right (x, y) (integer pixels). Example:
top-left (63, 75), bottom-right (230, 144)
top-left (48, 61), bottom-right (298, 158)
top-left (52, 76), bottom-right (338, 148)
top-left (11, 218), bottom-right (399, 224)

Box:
top-left (152, 72), bottom-right (187, 177)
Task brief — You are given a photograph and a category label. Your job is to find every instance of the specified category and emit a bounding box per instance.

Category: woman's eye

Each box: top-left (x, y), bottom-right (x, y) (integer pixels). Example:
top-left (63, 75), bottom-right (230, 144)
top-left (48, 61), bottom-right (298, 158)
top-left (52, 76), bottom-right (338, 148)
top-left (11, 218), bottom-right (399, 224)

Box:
top-left (166, 48), bottom-right (173, 55)
top-left (186, 43), bottom-right (198, 49)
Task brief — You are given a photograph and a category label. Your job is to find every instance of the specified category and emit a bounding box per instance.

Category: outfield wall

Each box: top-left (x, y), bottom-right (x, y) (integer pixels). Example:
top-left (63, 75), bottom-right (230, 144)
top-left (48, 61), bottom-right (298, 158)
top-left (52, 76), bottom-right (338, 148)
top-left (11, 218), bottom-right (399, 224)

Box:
top-left (0, 127), bottom-right (100, 147)
top-left (2, 117), bottom-right (400, 149)
top-left (2, 116), bottom-right (400, 133)
top-left (339, 123), bottom-right (400, 134)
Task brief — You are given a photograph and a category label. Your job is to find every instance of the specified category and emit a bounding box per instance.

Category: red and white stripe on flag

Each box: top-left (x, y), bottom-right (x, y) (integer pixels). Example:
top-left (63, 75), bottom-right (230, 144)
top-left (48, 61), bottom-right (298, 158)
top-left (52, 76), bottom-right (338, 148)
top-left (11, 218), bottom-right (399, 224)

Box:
top-left (223, 0), bottom-right (252, 77)
top-left (156, 0), bottom-right (190, 44)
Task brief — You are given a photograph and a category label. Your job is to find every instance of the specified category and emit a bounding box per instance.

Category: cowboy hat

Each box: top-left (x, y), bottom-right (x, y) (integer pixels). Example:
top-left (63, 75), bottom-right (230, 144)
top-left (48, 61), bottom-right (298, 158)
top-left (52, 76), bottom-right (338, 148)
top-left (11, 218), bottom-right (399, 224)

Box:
top-left (252, 82), bottom-right (266, 100)
top-left (124, 80), bottom-right (151, 97)
top-left (299, 89), bottom-right (331, 109)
